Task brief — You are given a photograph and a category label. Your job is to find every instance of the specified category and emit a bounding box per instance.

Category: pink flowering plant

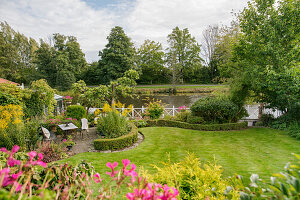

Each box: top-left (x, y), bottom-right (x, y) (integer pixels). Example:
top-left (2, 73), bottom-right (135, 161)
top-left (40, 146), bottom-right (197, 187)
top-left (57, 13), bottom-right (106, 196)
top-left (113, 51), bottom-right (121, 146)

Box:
top-left (44, 118), bottom-right (61, 127)
top-left (178, 106), bottom-right (187, 112)
top-left (0, 145), bottom-right (179, 199)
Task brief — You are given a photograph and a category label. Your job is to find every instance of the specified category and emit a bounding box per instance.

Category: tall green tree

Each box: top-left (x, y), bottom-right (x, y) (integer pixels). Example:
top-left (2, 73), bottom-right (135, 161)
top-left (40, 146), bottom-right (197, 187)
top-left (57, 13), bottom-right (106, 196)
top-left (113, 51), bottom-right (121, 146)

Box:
top-left (166, 27), bottom-right (203, 84)
top-left (137, 40), bottom-right (166, 84)
top-left (0, 22), bottom-right (38, 84)
top-left (35, 33), bottom-right (87, 90)
top-left (98, 26), bottom-right (136, 84)
top-left (231, 0), bottom-right (300, 116)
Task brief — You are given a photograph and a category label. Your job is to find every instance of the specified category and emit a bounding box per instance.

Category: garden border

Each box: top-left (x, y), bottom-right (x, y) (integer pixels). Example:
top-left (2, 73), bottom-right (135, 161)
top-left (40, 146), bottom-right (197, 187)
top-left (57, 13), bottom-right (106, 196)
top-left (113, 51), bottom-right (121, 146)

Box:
top-left (94, 124), bottom-right (138, 151)
top-left (146, 119), bottom-right (248, 131)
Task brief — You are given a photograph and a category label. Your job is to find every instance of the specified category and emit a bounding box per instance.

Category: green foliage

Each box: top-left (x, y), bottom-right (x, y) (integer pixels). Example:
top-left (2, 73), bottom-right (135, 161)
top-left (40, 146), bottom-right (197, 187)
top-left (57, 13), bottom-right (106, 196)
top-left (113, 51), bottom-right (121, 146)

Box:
top-left (137, 40), bottom-right (166, 84)
top-left (191, 96), bottom-right (246, 123)
top-left (24, 118), bottom-right (43, 150)
top-left (30, 79), bottom-right (55, 116)
top-left (288, 122), bottom-right (300, 139)
top-left (0, 91), bottom-right (21, 105)
top-left (0, 123), bottom-right (26, 150)
top-left (97, 111), bottom-right (130, 138)
top-left (145, 153), bottom-right (239, 199)
top-left (35, 33), bottom-right (87, 88)
top-left (166, 27), bottom-right (203, 84)
top-left (259, 114), bottom-right (275, 126)
top-left (174, 110), bottom-right (191, 122)
top-left (97, 26), bottom-right (136, 84)
top-left (186, 115), bottom-right (204, 124)
top-left (55, 70), bottom-right (76, 91)
top-left (0, 22), bottom-right (39, 84)
top-left (94, 125), bottom-right (138, 151)
top-left (145, 100), bottom-right (164, 119)
top-left (65, 105), bottom-right (86, 120)
top-left (232, 154), bottom-right (300, 199)
top-left (231, 0), bottom-right (300, 119)
top-left (147, 119), bottom-right (248, 131)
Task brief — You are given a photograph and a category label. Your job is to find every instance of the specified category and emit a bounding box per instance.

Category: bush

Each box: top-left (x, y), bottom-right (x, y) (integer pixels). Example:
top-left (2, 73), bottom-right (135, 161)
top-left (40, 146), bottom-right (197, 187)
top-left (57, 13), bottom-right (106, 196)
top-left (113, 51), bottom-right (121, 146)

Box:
top-left (145, 100), bottom-right (164, 119)
top-left (186, 115), bottom-right (204, 124)
top-left (287, 121), bottom-right (300, 139)
top-left (175, 110), bottom-right (191, 122)
top-left (191, 96), bottom-right (247, 123)
top-left (65, 105), bottom-right (86, 120)
top-left (97, 111), bottom-right (130, 138)
top-left (144, 153), bottom-right (239, 199)
top-left (56, 70), bottom-right (76, 91)
top-left (259, 114), bottom-right (274, 126)
top-left (37, 141), bottom-right (67, 163)
top-left (147, 119), bottom-right (247, 131)
top-left (94, 124), bottom-right (138, 151)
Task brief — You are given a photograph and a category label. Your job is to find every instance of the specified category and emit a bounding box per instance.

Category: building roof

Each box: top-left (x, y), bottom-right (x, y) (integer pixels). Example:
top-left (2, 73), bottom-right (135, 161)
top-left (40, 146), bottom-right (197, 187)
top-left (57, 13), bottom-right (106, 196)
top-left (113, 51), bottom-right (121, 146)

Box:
top-left (0, 78), bottom-right (20, 86)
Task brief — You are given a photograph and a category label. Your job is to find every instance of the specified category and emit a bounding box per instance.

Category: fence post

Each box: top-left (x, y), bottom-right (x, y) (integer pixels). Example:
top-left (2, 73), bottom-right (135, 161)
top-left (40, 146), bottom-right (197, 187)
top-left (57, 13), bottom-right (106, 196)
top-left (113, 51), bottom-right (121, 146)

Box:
top-left (132, 106), bottom-right (134, 118)
top-left (142, 106), bottom-right (144, 114)
top-left (172, 106), bottom-right (175, 117)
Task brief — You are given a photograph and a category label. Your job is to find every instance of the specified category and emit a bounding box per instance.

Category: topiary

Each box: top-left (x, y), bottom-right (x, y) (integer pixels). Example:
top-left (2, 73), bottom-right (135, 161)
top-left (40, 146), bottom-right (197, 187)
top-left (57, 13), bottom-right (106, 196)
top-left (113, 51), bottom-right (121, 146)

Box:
top-left (65, 105), bottom-right (86, 120)
top-left (186, 115), bottom-right (204, 124)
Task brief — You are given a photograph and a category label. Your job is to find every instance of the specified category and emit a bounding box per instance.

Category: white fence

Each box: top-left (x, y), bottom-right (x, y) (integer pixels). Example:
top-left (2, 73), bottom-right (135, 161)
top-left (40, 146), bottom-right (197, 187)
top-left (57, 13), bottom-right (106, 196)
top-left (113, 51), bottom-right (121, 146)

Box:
top-left (89, 105), bottom-right (281, 120)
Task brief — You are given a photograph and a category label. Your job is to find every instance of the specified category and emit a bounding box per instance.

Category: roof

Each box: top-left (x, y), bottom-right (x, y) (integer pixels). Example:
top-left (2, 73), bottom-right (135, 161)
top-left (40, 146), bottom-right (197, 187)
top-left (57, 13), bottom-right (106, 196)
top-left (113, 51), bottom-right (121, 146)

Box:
top-left (0, 78), bottom-right (20, 86)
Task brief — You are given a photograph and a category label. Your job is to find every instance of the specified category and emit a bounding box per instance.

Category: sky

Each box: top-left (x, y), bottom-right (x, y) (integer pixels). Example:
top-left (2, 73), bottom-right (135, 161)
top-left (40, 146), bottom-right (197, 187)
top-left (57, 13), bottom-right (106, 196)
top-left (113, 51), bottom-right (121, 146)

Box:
top-left (0, 0), bottom-right (249, 62)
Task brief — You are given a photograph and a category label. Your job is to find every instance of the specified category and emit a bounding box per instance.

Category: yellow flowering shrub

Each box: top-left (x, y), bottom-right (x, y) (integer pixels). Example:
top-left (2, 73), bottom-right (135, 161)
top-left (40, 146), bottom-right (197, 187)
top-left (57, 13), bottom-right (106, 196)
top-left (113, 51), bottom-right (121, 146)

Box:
top-left (101, 102), bottom-right (133, 117)
top-left (0, 104), bottom-right (23, 129)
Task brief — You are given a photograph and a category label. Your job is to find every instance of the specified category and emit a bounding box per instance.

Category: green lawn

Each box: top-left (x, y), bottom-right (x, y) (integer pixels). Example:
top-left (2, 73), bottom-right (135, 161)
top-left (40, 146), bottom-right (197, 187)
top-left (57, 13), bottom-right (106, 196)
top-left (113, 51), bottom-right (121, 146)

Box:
top-left (62, 127), bottom-right (300, 181)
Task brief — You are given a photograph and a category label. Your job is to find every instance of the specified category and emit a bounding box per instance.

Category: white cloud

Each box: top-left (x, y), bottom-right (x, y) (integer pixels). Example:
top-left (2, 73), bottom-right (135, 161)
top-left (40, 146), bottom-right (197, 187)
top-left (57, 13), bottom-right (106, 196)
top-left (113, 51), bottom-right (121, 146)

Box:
top-left (0, 0), bottom-right (249, 62)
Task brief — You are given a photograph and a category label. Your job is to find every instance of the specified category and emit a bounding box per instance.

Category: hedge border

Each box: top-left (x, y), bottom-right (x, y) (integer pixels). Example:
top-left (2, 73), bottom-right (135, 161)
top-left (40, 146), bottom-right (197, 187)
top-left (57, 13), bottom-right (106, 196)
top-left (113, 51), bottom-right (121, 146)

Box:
top-left (146, 119), bottom-right (247, 131)
top-left (94, 124), bottom-right (138, 151)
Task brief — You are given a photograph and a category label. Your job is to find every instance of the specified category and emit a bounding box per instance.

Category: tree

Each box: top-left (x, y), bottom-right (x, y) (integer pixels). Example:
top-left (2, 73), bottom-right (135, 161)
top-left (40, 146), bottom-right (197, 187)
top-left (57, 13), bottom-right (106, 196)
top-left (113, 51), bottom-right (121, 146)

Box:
top-left (166, 27), bottom-right (203, 84)
top-left (35, 33), bottom-right (87, 90)
top-left (0, 22), bottom-right (38, 84)
top-left (136, 40), bottom-right (166, 84)
top-left (202, 25), bottom-right (220, 81)
top-left (98, 26), bottom-right (136, 84)
top-left (213, 22), bottom-right (241, 80)
top-left (231, 0), bottom-right (300, 117)
top-left (72, 70), bottom-right (139, 110)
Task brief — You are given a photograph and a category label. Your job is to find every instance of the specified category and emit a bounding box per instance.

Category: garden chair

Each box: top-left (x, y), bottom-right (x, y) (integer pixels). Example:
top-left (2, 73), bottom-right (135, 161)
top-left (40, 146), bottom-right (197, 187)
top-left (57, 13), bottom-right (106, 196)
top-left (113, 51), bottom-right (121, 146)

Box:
top-left (41, 127), bottom-right (56, 141)
top-left (79, 118), bottom-right (89, 138)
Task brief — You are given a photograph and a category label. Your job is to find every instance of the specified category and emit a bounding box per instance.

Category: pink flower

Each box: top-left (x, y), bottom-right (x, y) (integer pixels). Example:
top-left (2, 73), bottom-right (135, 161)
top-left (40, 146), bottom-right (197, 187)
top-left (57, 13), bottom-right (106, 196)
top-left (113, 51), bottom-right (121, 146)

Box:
top-left (11, 145), bottom-right (20, 153)
top-left (106, 162), bottom-right (119, 177)
top-left (7, 157), bottom-right (21, 167)
top-left (122, 159), bottom-right (130, 168)
top-left (28, 151), bottom-right (37, 161)
top-left (0, 147), bottom-right (8, 153)
top-left (93, 173), bottom-right (102, 183)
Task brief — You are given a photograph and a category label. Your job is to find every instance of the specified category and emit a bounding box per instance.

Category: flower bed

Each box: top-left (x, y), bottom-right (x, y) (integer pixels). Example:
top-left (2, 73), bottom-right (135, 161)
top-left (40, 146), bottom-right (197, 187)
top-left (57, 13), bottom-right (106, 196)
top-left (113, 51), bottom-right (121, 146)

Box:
top-left (94, 124), bottom-right (138, 151)
top-left (146, 119), bottom-right (248, 131)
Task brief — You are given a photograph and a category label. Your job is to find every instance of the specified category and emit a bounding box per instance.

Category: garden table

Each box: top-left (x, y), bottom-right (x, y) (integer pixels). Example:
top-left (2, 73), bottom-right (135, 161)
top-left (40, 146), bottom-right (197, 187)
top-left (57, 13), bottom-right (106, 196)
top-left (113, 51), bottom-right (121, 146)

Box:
top-left (58, 123), bottom-right (78, 138)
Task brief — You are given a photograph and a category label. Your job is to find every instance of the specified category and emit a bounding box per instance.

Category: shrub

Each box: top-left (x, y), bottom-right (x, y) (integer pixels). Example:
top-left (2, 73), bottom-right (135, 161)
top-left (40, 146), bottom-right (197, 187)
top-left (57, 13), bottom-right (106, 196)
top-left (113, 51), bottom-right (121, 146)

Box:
top-left (287, 121), bottom-right (300, 139)
top-left (191, 96), bottom-right (247, 123)
top-left (144, 153), bottom-right (239, 199)
top-left (37, 141), bottom-right (67, 163)
top-left (147, 119), bottom-right (247, 131)
top-left (97, 111), bottom-right (130, 138)
top-left (175, 110), bottom-right (191, 122)
top-left (259, 113), bottom-right (274, 126)
top-left (0, 91), bottom-right (21, 106)
top-left (94, 124), bottom-right (138, 150)
top-left (65, 105), bottom-right (86, 120)
top-left (186, 115), bottom-right (204, 124)
top-left (232, 154), bottom-right (300, 199)
top-left (145, 100), bottom-right (164, 119)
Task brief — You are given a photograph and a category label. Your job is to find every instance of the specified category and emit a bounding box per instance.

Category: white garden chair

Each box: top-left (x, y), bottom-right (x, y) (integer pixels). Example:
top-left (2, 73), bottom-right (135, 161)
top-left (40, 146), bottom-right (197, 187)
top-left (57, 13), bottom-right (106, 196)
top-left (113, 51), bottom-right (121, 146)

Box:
top-left (80, 118), bottom-right (89, 138)
top-left (41, 127), bottom-right (56, 141)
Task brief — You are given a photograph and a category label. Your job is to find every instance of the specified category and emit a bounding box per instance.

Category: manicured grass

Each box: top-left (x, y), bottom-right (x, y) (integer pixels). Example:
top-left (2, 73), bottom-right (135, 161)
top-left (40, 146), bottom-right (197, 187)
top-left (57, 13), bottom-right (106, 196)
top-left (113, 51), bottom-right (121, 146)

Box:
top-left (61, 127), bottom-right (300, 181)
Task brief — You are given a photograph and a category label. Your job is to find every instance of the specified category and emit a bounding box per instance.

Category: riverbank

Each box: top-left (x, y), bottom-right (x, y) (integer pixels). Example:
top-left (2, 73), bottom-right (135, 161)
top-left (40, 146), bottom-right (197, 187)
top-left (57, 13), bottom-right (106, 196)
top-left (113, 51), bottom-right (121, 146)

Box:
top-left (135, 84), bottom-right (229, 94)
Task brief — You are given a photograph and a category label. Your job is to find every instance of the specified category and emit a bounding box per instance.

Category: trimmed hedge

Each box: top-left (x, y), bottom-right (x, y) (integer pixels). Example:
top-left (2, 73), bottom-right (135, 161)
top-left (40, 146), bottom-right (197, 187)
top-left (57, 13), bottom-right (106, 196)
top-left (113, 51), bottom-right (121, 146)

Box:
top-left (146, 119), bottom-right (247, 131)
top-left (94, 125), bottom-right (138, 151)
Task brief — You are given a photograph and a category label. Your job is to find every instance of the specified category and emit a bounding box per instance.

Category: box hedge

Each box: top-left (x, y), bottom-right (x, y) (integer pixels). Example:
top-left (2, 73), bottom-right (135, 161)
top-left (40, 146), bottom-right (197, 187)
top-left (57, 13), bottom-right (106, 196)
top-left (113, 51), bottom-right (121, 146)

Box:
top-left (94, 125), bottom-right (138, 151)
top-left (146, 119), bottom-right (247, 131)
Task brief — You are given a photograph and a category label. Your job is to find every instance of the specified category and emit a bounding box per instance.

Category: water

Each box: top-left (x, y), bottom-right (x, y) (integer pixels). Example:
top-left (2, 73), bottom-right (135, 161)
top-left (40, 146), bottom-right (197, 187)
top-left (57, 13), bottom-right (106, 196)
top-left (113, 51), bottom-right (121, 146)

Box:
top-left (118, 93), bottom-right (209, 108)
